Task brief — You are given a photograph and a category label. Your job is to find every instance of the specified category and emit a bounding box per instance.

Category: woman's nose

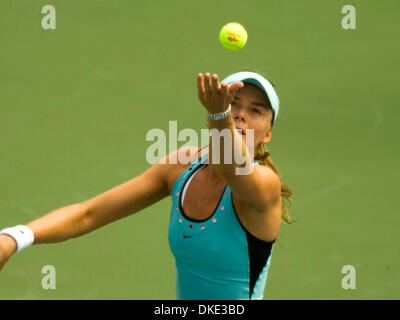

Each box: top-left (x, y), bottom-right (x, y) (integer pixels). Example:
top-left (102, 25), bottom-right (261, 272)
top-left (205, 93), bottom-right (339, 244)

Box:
top-left (233, 107), bottom-right (246, 121)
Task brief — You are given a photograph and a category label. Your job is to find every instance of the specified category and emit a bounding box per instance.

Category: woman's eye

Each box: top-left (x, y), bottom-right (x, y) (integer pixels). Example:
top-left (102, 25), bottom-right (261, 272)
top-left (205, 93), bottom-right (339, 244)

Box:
top-left (252, 108), bottom-right (261, 114)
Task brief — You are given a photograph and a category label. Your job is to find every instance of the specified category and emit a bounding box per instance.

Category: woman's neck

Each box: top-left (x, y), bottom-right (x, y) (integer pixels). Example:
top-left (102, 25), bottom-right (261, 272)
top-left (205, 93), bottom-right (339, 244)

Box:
top-left (203, 164), bottom-right (225, 186)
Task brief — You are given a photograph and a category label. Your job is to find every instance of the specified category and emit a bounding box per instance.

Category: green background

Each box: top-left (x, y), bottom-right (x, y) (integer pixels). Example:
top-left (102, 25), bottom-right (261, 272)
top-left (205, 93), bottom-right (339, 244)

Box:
top-left (1, 0), bottom-right (399, 299)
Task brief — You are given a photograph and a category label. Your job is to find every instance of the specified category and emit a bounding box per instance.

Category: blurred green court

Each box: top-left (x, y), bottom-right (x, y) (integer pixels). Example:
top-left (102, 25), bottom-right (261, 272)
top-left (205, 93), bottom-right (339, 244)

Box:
top-left (1, 0), bottom-right (399, 299)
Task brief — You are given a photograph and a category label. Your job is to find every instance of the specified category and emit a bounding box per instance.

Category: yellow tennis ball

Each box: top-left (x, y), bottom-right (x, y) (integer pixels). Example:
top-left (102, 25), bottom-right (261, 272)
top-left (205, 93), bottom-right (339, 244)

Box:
top-left (219, 22), bottom-right (248, 51)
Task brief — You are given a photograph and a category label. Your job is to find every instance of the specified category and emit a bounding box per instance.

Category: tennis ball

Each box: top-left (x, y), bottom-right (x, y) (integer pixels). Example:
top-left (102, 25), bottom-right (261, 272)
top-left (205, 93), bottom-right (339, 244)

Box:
top-left (219, 22), bottom-right (248, 51)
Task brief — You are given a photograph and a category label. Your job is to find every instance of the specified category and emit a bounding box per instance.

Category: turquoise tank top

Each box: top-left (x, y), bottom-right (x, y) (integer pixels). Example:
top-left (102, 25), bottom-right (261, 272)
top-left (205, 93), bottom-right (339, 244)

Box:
top-left (168, 153), bottom-right (275, 300)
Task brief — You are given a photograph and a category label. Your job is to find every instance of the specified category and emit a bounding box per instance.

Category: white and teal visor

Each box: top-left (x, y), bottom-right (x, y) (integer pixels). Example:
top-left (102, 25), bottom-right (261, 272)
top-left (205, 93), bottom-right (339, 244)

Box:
top-left (221, 71), bottom-right (279, 125)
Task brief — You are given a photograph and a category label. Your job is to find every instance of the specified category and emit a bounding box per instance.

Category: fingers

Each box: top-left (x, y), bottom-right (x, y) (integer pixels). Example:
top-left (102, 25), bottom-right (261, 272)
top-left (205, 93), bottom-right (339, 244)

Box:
top-left (228, 81), bottom-right (244, 98)
top-left (204, 73), bottom-right (212, 97)
top-left (197, 73), bottom-right (205, 100)
top-left (198, 72), bottom-right (233, 111)
top-left (211, 74), bottom-right (219, 95)
top-left (197, 73), bottom-right (214, 103)
top-left (220, 81), bottom-right (229, 105)
top-left (198, 72), bottom-right (221, 99)
top-left (198, 73), bottom-right (243, 97)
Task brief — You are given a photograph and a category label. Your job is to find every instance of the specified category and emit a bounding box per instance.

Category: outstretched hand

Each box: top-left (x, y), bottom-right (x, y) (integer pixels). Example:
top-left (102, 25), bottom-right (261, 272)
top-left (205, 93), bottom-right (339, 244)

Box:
top-left (197, 73), bottom-right (243, 115)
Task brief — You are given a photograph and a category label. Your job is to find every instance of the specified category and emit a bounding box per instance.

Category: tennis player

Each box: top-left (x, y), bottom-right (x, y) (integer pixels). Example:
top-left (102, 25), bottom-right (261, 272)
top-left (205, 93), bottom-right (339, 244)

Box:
top-left (0, 71), bottom-right (292, 300)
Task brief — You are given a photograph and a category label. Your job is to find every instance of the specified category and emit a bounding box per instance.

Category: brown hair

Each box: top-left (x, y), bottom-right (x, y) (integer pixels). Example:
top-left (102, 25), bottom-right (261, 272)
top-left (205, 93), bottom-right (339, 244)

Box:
top-left (254, 143), bottom-right (293, 224)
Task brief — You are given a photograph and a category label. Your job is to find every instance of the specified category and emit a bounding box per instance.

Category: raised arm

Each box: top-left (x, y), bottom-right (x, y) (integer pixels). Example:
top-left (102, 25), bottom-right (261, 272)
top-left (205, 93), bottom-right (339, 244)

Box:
top-left (197, 72), bottom-right (281, 213)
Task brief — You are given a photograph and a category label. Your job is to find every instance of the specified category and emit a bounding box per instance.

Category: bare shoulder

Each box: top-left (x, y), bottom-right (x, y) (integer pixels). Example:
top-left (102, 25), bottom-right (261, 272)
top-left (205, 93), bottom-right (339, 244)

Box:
top-left (253, 165), bottom-right (281, 199)
top-left (232, 164), bottom-right (281, 213)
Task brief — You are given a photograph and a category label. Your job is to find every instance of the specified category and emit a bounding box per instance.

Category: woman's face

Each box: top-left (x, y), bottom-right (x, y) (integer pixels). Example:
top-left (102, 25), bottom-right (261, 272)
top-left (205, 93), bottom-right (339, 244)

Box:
top-left (231, 83), bottom-right (273, 147)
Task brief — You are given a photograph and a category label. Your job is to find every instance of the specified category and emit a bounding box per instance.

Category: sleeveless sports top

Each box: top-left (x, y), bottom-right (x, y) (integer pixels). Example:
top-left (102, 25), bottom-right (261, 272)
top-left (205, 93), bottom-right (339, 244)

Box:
top-left (168, 153), bottom-right (275, 300)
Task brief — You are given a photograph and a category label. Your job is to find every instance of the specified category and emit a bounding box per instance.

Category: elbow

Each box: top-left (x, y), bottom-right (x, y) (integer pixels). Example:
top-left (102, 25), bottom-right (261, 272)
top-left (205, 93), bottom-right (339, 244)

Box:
top-left (77, 202), bottom-right (92, 236)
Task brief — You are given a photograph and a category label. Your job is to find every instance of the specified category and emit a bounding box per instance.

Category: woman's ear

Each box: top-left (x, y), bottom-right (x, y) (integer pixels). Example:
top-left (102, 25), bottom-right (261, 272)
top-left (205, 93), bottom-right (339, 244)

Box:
top-left (262, 129), bottom-right (272, 144)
